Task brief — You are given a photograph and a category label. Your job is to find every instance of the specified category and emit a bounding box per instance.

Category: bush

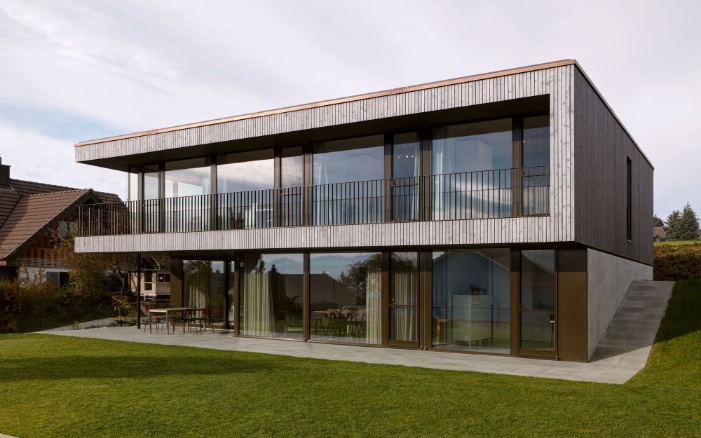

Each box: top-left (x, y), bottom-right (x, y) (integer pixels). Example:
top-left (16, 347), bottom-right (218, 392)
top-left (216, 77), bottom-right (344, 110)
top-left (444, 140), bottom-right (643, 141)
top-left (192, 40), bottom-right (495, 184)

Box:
top-left (654, 242), bottom-right (701, 280)
top-left (0, 269), bottom-right (117, 333)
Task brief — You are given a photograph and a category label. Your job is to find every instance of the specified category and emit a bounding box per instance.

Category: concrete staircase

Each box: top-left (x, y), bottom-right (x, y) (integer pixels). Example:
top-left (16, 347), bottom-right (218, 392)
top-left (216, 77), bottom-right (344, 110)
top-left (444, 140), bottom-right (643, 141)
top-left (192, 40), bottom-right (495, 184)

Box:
top-left (590, 280), bottom-right (675, 366)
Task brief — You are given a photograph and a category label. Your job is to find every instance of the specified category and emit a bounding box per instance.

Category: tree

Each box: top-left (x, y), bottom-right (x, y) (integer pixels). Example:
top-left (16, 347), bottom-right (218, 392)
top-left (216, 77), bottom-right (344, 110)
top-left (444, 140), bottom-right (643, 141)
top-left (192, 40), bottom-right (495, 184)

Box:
top-left (665, 210), bottom-right (682, 240)
top-left (653, 215), bottom-right (664, 228)
top-left (678, 202), bottom-right (700, 241)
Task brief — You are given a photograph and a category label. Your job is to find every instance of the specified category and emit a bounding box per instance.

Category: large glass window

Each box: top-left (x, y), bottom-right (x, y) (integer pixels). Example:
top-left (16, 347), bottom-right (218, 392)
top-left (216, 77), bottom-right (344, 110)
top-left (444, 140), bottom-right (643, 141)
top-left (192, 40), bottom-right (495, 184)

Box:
top-left (183, 260), bottom-right (226, 329)
top-left (432, 249), bottom-right (511, 353)
top-left (281, 147), bottom-right (304, 226)
top-left (143, 164), bottom-right (160, 232)
top-left (164, 158), bottom-right (212, 232)
top-left (392, 132), bottom-right (420, 221)
top-left (217, 150), bottom-right (274, 229)
top-left (309, 252), bottom-right (382, 344)
top-left (520, 250), bottom-right (555, 351)
top-left (239, 253), bottom-right (304, 339)
top-left (432, 119), bottom-right (512, 220)
top-left (313, 136), bottom-right (384, 225)
top-left (522, 116), bottom-right (549, 215)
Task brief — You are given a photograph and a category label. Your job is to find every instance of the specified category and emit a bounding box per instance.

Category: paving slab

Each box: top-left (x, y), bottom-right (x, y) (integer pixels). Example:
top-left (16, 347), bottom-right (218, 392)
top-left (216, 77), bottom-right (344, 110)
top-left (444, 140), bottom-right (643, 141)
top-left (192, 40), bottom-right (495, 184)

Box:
top-left (36, 280), bottom-right (674, 385)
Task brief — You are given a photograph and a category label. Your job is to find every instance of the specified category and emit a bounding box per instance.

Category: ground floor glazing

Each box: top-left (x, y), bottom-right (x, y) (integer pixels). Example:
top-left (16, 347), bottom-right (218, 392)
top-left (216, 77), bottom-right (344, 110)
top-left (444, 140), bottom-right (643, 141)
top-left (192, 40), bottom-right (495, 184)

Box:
top-left (169, 246), bottom-right (581, 360)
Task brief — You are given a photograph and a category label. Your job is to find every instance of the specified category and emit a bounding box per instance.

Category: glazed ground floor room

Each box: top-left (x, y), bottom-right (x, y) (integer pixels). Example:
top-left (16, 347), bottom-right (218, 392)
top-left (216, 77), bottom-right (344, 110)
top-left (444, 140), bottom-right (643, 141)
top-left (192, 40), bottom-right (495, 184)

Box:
top-left (161, 246), bottom-right (651, 362)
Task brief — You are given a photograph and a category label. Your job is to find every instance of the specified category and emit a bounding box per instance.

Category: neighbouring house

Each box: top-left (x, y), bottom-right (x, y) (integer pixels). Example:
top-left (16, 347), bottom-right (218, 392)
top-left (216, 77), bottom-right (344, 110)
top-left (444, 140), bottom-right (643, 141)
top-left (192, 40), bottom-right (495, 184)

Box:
top-left (0, 159), bottom-right (120, 285)
top-left (73, 60), bottom-right (653, 362)
top-left (129, 258), bottom-right (171, 301)
top-left (653, 227), bottom-right (666, 242)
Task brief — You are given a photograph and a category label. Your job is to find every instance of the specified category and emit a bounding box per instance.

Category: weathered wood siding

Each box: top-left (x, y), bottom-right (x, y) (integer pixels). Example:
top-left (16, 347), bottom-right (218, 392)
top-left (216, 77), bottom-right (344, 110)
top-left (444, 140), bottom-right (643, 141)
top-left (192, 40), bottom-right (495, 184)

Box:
top-left (75, 64), bottom-right (578, 250)
top-left (76, 216), bottom-right (560, 253)
top-left (573, 68), bottom-right (653, 265)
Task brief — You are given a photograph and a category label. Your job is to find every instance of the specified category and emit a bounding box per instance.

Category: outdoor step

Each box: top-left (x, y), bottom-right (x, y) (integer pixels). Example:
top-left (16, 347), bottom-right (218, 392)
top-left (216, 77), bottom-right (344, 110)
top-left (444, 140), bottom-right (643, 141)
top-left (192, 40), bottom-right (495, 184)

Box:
top-left (591, 281), bottom-right (674, 363)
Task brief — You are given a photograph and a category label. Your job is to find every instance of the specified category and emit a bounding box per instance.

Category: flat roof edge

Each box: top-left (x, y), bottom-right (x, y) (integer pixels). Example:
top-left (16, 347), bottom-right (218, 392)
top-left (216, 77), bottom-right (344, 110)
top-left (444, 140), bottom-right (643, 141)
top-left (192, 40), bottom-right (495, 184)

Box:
top-left (75, 59), bottom-right (576, 147)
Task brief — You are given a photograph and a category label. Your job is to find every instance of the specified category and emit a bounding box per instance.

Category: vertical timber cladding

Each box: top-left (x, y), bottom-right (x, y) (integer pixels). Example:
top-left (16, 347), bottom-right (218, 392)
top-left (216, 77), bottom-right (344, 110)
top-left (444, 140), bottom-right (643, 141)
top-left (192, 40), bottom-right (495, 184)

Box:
top-left (573, 67), bottom-right (654, 265)
top-left (557, 249), bottom-right (588, 362)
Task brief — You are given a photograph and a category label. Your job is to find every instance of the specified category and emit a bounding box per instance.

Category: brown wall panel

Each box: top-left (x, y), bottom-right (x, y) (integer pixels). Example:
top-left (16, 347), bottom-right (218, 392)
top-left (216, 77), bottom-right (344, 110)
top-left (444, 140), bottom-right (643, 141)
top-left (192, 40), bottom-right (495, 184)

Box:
top-left (573, 69), bottom-right (653, 265)
top-left (169, 257), bottom-right (183, 307)
top-left (557, 249), bottom-right (588, 362)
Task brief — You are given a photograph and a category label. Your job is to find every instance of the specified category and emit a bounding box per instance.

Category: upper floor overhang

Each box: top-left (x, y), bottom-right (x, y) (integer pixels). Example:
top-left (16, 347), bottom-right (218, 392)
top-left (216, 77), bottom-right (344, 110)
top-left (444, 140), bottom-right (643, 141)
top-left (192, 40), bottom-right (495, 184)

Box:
top-left (76, 60), bottom-right (586, 171)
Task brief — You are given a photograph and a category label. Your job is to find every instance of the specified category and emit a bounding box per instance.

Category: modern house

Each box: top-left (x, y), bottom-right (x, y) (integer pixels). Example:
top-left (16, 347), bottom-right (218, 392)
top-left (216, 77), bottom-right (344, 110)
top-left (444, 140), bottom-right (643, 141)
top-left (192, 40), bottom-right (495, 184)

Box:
top-left (74, 60), bottom-right (653, 362)
top-left (0, 159), bottom-right (120, 284)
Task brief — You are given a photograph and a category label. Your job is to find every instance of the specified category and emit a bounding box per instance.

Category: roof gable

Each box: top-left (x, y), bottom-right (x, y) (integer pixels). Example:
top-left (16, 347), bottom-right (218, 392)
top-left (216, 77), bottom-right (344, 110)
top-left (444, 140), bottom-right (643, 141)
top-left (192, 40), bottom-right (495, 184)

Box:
top-left (0, 189), bottom-right (100, 261)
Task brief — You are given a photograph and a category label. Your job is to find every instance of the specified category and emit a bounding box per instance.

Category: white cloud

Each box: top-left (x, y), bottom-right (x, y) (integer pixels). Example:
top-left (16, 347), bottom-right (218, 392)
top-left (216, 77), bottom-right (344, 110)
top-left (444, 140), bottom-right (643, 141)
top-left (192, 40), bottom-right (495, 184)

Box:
top-left (0, 121), bottom-right (125, 199)
top-left (0, 0), bottom-right (700, 217)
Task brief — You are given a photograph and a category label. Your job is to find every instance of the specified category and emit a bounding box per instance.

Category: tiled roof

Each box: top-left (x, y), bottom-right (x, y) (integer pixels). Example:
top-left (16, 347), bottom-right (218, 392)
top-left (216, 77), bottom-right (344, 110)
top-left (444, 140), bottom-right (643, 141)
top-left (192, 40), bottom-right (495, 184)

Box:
top-left (0, 178), bottom-right (121, 262)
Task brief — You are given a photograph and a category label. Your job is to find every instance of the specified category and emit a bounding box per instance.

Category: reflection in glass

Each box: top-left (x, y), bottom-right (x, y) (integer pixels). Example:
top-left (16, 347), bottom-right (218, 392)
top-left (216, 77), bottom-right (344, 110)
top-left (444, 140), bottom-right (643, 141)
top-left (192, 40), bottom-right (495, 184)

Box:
top-left (520, 250), bottom-right (555, 351)
top-left (228, 261), bottom-right (235, 329)
top-left (217, 150), bottom-right (274, 229)
top-left (281, 147), bottom-right (303, 226)
top-left (164, 158), bottom-right (212, 232)
top-left (432, 249), bottom-right (510, 353)
top-left (522, 116), bottom-right (550, 216)
top-left (313, 136), bottom-right (384, 225)
top-left (183, 260), bottom-right (225, 328)
top-left (143, 165), bottom-right (160, 232)
top-left (392, 133), bottom-right (420, 221)
top-left (390, 252), bottom-right (418, 342)
top-left (240, 253), bottom-right (304, 339)
top-left (432, 120), bottom-right (512, 220)
top-left (309, 253), bottom-right (381, 344)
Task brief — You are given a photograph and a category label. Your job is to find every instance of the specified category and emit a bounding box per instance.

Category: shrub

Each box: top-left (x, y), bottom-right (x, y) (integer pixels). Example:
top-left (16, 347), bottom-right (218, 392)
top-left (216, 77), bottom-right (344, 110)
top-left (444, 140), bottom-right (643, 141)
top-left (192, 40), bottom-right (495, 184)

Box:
top-left (654, 242), bottom-right (701, 280)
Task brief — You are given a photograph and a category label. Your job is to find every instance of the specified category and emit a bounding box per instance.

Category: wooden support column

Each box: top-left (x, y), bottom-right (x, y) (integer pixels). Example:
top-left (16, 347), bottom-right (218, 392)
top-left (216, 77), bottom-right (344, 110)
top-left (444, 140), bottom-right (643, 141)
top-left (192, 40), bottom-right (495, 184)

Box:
top-left (136, 253), bottom-right (141, 330)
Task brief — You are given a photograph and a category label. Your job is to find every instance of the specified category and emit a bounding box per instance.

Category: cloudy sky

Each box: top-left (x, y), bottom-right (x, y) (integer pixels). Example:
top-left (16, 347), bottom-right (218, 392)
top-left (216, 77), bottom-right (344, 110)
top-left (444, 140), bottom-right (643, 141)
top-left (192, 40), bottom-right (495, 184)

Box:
top-left (0, 0), bottom-right (699, 219)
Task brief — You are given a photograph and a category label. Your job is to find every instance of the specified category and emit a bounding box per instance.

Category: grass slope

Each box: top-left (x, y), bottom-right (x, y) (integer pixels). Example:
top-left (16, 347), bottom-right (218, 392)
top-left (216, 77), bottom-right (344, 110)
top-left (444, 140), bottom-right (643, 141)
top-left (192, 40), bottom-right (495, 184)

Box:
top-left (1, 281), bottom-right (700, 437)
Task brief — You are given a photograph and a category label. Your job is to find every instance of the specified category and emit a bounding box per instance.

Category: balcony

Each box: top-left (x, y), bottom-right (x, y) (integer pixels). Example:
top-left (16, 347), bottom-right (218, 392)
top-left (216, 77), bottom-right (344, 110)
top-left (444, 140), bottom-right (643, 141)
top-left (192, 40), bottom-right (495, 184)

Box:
top-left (78, 166), bottom-right (549, 237)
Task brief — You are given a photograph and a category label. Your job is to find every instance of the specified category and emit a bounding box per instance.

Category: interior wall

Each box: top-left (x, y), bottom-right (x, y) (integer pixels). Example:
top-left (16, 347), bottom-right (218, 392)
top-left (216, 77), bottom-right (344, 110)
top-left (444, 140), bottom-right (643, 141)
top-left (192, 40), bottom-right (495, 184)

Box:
top-left (587, 248), bottom-right (653, 359)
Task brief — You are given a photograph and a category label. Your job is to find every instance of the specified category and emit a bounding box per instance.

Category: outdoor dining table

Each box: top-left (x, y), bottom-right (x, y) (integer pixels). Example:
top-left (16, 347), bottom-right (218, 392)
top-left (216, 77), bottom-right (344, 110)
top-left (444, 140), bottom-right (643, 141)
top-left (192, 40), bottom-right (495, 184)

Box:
top-left (148, 307), bottom-right (195, 334)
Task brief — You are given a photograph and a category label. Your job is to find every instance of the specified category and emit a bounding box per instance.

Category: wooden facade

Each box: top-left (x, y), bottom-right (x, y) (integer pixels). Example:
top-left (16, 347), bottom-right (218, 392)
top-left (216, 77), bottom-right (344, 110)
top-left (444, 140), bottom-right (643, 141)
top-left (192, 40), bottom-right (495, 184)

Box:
top-left (573, 69), bottom-right (654, 265)
top-left (75, 60), bottom-right (652, 266)
top-left (72, 61), bottom-right (655, 362)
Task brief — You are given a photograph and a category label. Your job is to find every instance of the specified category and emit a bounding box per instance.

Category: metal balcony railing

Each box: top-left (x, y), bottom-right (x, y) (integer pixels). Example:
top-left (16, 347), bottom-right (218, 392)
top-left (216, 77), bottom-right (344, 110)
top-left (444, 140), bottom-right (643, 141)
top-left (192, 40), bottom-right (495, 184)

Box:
top-left (78, 166), bottom-right (549, 237)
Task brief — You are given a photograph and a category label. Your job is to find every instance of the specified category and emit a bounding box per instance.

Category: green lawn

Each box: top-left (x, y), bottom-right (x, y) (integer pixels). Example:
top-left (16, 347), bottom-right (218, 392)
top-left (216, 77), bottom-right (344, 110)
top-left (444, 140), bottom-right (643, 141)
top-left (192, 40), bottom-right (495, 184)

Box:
top-left (1, 281), bottom-right (700, 437)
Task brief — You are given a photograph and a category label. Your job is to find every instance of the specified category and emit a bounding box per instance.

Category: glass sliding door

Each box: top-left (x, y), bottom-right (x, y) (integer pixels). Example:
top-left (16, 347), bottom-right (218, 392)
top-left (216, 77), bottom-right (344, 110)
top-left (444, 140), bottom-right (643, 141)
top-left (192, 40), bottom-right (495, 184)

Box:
top-left (183, 260), bottom-right (226, 329)
top-left (392, 132), bottom-right (420, 221)
top-left (519, 250), bottom-right (556, 353)
top-left (432, 249), bottom-right (511, 353)
top-left (228, 260), bottom-right (236, 330)
top-left (281, 147), bottom-right (304, 226)
top-left (164, 158), bottom-right (212, 232)
top-left (239, 253), bottom-right (304, 339)
top-left (522, 116), bottom-right (550, 216)
top-left (217, 150), bottom-right (274, 229)
top-left (389, 252), bottom-right (418, 344)
top-left (143, 164), bottom-right (160, 233)
top-left (309, 252), bottom-right (382, 344)
top-left (313, 136), bottom-right (384, 225)
top-left (432, 119), bottom-right (512, 220)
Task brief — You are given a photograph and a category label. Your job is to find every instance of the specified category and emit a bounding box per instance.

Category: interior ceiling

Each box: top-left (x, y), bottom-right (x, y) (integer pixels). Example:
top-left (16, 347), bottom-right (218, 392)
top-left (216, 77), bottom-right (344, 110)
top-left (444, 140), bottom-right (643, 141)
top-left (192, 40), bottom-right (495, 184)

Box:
top-left (82, 96), bottom-right (549, 172)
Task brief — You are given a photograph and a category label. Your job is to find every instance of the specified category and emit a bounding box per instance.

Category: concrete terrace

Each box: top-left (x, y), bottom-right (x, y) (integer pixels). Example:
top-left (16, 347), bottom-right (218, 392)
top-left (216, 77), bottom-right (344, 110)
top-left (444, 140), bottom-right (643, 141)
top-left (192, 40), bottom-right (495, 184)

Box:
top-left (41, 281), bottom-right (674, 385)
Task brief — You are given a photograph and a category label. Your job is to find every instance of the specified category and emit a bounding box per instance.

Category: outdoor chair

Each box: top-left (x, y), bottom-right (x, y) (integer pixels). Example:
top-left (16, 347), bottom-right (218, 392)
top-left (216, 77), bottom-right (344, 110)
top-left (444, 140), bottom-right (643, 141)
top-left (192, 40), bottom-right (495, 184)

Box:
top-left (141, 303), bottom-right (165, 333)
top-left (187, 306), bottom-right (214, 333)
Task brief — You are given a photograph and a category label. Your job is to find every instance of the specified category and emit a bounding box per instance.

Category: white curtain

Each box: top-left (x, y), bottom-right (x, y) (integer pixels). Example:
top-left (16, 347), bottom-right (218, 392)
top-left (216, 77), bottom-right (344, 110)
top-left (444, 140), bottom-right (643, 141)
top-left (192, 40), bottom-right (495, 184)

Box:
top-left (185, 263), bottom-right (210, 308)
top-left (242, 272), bottom-right (274, 336)
top-left (365, 262), bottom-right (382, 345)
top-left (392, 270), bottom-right (417, 342)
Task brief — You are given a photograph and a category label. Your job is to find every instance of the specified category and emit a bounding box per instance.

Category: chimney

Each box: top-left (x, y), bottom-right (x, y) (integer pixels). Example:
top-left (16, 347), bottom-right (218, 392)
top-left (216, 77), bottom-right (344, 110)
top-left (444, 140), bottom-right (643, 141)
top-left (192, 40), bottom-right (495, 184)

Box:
top-left (0, 157), bottom-right (11, 189)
